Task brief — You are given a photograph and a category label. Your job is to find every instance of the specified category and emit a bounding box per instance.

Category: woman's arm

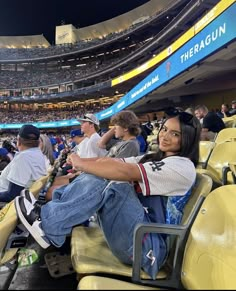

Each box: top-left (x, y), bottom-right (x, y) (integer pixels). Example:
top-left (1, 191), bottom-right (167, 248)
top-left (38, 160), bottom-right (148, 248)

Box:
top-left (70, 153), bottom-right (142, 182)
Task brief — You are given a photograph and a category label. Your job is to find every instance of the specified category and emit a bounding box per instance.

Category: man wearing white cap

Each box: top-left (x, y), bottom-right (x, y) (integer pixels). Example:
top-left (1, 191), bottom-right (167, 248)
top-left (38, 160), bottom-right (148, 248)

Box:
top-left (77, 113), bottom-right (107, 158)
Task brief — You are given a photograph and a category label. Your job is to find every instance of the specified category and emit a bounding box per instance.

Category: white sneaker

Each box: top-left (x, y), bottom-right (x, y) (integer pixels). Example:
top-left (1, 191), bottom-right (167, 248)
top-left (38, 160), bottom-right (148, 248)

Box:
top-left (15, 196), bottom-right (50, 249)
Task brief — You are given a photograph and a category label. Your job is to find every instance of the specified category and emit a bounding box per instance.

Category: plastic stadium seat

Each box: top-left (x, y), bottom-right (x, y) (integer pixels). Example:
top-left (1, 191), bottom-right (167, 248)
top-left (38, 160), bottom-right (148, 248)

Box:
top-left (71, 173), bottom-right (212, 285)
top-left (29, 174), bottom-right (50, 198)
top-left (197, 141), bottom-right (236, 185)
top-left (78, 275), bottom-right (158, 290)
top-left (78, 184), bottom-right (236, 290)
top-left (222, 116), bottom-right (236, 128)
top-left (181, 184), bottom-right (236, 289)
top-left (197, 141), bottom-right (236, 186)
top-left (197, 141), bottom-right (215, 169)
top-left (214, 128), bottom-right (236, 144)
top-left (0, 201), bottom-right (18, 266)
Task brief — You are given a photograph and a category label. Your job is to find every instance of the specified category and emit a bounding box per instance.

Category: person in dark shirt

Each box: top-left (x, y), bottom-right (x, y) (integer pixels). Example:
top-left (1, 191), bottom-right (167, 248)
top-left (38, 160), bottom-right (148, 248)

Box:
top-left (217, 104), bottom-right (231, 118)
top-left (194, 105), bottom-right (225, 141)
top-left (229, 100), bottom-right (236, 116)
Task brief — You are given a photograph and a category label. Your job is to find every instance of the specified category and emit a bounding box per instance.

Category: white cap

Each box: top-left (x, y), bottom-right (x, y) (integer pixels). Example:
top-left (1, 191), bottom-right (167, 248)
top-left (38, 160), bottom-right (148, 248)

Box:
top-left (77, 113), bottom-right (100, 126)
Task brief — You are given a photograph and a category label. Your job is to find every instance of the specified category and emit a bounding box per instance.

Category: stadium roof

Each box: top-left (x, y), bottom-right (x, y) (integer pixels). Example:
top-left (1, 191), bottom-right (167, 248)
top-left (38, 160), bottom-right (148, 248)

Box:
top-left (0, 34), bottom-right (50, 49)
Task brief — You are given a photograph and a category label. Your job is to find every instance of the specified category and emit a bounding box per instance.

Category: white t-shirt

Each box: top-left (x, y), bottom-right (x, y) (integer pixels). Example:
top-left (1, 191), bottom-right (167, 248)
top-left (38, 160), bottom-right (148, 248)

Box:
top-left (123, 155), bottom-right (196, 197)
top-left (74, 137), bottom-right (89, 157)
top-left (0, 147), bottom-right (47, 192)
top-left (80, 133), bottom-right (107, 158)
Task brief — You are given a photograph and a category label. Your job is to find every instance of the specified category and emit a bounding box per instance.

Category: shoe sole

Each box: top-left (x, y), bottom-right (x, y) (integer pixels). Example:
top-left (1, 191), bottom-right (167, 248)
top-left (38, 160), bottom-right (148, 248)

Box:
top-left (14, 197), bottom-right (50, 249)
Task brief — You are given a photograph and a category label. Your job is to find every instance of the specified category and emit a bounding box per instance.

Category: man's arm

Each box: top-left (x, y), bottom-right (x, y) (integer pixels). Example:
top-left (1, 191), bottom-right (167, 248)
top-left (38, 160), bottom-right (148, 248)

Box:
top-left (0, 182), bottom-right (24, 202)
top-left (97, 127), bottom-right (115, 149)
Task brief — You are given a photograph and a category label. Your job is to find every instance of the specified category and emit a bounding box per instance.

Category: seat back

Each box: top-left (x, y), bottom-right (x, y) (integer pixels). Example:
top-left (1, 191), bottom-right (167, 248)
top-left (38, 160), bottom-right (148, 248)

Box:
top-left (29, 174), bottom-right (49, 198)
top-left (0, 201), bottom-right (18, 265)
top-left (204, 141), bottom-right (236, 184)
top-left (181, 173), bottom-right (212, 225)
top-left (222, 117), bottom-right (236, 128)
top-left (197, 141), bottom-right (215, 169)
top-left (182, 185), bottom-right (236, 289)
top-left (214, 127), bottom-right (236, 144)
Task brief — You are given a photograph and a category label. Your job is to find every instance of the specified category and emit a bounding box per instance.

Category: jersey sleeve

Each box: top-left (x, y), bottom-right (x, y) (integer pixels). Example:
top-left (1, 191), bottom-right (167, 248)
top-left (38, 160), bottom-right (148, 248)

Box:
top-left (123, 155), bottom-right (144, 164)
top-left (136, 157), bottom-right (196, 197)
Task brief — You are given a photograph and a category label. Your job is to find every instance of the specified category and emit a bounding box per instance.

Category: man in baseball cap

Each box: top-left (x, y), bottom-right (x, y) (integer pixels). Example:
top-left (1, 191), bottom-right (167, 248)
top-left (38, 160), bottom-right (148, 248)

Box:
top-left (70, 129), bottom-right (84, 138)
top-left (77, 113), bottom-right (100, 126)
top-left (18, 124), bottom-right (40, 140)
top-left (0, 124), bottom-right (47, 202)
top-left (70, 129), bottom-right (86, 155)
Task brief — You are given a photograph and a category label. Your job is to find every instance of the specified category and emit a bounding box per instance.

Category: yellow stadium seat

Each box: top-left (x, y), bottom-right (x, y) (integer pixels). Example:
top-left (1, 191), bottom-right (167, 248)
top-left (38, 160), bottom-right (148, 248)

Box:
top-left (222, 116), bottom-right (236, 128)
top-left (71, 173), bottom-right (212, 285)
top-left (78, 185), bottom-right (236, 290)
top-left (197, 141), bottom-right (236, 185)
top-left (29, 174), bottom-right (50, 198)
top-left (0, 201), bottom-right (21, 267)
top-left (197, 141), bottom-right (215, 169)
top-left (181, 184), bottom-right (236, 289)
top-left (214, 128), bottom-right (236, 144)
top-left (78, 275), bottom-right (158, 290)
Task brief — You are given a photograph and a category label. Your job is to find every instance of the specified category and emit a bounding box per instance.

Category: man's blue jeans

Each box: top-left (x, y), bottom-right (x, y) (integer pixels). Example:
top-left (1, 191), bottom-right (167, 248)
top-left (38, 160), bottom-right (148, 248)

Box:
top-left (40, 173), bottom-right (167, 279)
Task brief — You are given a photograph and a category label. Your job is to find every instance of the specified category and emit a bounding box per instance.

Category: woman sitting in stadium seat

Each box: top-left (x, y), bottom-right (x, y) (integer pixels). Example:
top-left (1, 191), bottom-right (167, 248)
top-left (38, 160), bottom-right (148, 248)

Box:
top-left (15, 108), bottom-right (201, 280)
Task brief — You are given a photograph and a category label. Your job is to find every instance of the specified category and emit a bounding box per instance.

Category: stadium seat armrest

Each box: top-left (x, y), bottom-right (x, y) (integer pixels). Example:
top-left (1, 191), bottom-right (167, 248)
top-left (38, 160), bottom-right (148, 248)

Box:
top-left (132, 223), bottom-right (185, 284)
top-left (222, 166), bottom-right (231, 185)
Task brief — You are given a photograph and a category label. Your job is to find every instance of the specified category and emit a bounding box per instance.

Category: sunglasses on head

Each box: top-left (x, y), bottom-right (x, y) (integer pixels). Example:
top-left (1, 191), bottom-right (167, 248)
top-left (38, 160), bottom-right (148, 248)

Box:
top-left (164, 107), bottom-right (196, 127)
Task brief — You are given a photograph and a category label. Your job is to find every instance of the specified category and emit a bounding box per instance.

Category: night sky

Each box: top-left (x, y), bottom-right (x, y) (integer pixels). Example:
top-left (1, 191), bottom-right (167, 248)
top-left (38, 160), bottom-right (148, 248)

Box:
top-left (0, 0), bottom-right (149, 43)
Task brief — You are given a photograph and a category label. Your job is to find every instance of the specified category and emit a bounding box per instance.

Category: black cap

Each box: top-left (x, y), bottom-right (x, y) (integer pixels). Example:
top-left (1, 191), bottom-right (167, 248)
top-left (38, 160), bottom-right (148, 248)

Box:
top-left (18, 125), bottom-right (40, 140)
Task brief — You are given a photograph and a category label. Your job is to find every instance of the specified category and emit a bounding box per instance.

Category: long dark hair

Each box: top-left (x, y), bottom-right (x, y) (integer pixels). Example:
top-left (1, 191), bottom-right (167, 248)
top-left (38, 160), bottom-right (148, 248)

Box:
top-left (140, 113), bottom-right (201, 167)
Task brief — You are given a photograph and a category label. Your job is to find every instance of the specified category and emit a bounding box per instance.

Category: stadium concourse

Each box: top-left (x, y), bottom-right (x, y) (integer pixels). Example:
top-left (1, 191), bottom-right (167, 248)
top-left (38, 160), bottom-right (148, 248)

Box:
top-left (1, 0), bottom-right (236, 289)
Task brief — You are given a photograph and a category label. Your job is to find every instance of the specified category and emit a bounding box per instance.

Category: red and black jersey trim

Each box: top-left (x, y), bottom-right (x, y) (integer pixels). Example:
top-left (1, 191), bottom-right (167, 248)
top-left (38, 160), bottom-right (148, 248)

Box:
top-left (138, 163), bottom-right (150, 196)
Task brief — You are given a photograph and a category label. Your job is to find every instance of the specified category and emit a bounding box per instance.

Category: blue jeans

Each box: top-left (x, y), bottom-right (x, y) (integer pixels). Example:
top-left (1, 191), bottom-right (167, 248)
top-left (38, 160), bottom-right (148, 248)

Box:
top-left (40, 173), bottom-right (167, 279)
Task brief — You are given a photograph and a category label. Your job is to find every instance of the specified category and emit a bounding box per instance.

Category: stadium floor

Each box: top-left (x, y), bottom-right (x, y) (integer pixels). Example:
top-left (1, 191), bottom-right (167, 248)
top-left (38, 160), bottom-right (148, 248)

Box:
top-left (0, 237), bottom-right (77, 290)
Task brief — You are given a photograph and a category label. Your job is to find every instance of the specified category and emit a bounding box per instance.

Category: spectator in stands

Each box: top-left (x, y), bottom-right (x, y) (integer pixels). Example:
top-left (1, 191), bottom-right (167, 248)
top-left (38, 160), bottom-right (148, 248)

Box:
top-left (2, 140), bottom-right (17, 161)
top-left (50, 137), bottom-right (59, 159)
top-left (229, 100), bottom-right (236, 116)
top-left (0, 148), bottom-right (10, 172)
top-left (77, 113), bottom-right (107, 158)
top-left (39, 134), bottom-right (55, 171)
top-left (70, 129), bottom-right (88, 156)
top-left (97, 110), bottom-right (140, 158)
top-left (60, 129), bottom-right (88, 175)
top-left (217, 103), bottom-right (231, 118)
top-left (15, 109), bottom-right (201, 280)
top-left (194, 105), bottom-right (225, 141)
top-left (0, 125), bottom-right (47, 202)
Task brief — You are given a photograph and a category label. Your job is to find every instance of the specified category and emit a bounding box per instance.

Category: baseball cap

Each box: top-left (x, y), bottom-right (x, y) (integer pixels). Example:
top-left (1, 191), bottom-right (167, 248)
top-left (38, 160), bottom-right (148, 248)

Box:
top-left (0, 147), bottom-right (8, 156)
top-left (232, 100), bottom-right (236, 104)
top-left (70, 129), bottom-right (84, 138)
top-left (18, 124), bottom-right (40, 140)
top-left (77, 113), bottom-right (100, 126)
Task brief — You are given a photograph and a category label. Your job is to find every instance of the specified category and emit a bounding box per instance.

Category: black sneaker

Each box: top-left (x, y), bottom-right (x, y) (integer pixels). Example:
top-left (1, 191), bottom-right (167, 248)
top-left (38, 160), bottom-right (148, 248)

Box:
top-left (20, 189), bottom-right (37, 205)
top-left (20, 189), bottom-right (46, 207)
top-left (15, 196), bottom-right (50, 249)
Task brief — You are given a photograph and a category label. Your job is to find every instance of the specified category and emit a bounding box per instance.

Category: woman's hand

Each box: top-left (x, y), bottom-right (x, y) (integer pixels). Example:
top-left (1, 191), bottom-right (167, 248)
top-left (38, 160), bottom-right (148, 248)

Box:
top-left (69, 153), bottom-right (83, 171)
